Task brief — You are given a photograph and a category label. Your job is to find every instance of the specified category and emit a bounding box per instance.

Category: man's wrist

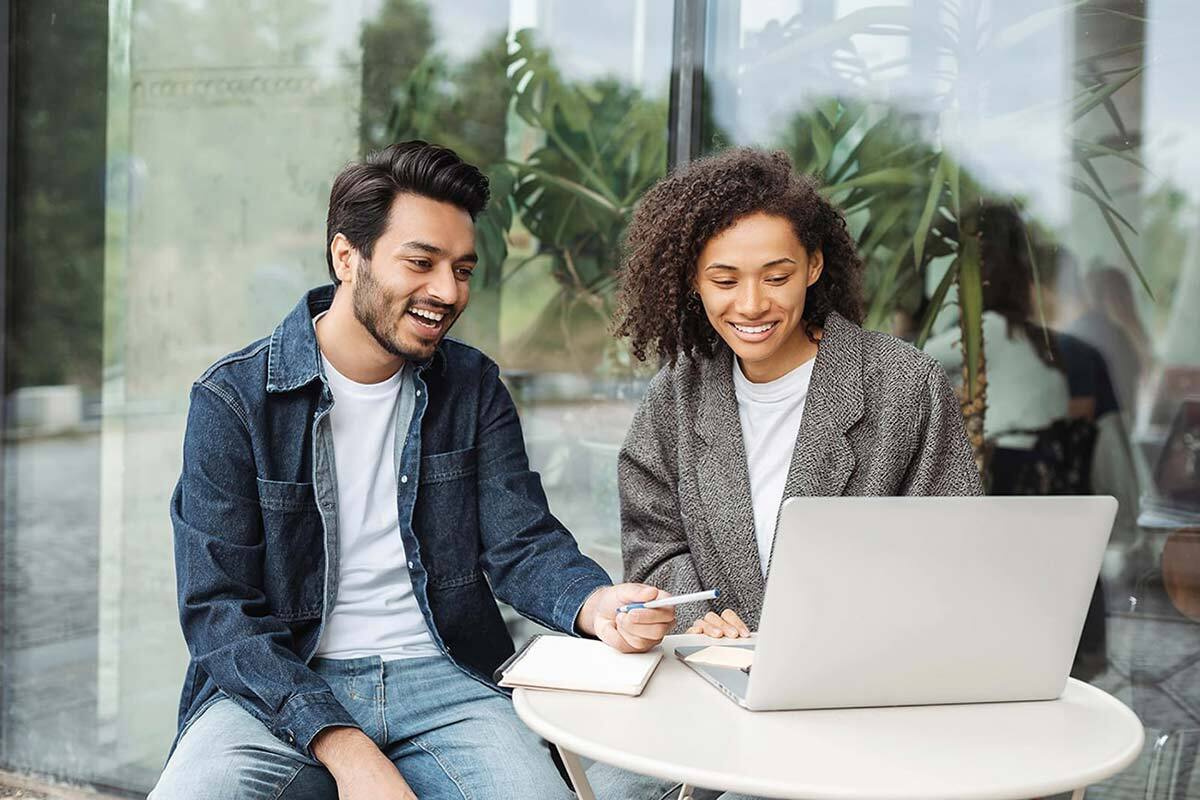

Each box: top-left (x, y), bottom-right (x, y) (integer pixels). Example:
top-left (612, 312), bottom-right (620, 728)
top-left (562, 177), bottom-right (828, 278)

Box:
top-left (310, 725), bottom-right (375, 778)
top-left (575, 586), bottom-right (608, 637)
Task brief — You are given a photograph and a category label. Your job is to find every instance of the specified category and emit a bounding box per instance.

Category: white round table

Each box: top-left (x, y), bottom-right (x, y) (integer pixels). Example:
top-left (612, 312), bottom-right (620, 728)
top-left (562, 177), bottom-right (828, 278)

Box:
top-left (514, 635), bottom-right (1145, 800)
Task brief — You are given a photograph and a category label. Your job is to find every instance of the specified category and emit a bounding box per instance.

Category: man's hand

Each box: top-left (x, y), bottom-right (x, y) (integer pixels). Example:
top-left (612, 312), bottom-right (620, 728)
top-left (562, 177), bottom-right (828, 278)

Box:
top-left (685, 608), bottom-right (751, 638)
top-left (578, 584), bottom-right (675, 653)
top-left (311, 727), bottom-right (418, 799)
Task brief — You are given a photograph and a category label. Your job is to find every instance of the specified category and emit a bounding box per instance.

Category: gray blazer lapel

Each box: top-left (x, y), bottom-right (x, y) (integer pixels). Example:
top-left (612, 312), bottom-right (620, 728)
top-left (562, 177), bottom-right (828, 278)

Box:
top-left (692, 348), bottom-right (767, 619)
top-left (780, 313), bottom-right (866, 507)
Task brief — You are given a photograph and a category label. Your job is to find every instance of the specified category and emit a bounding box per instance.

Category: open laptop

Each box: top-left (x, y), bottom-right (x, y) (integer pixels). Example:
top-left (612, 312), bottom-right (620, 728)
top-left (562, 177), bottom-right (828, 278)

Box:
top-left (675, 495), bottom-right (1116, 710)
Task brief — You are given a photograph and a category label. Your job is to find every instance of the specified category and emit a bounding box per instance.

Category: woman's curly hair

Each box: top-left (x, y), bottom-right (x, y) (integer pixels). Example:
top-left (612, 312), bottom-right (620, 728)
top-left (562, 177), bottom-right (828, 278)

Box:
top-left (614, 147), bottom-right (864, 363)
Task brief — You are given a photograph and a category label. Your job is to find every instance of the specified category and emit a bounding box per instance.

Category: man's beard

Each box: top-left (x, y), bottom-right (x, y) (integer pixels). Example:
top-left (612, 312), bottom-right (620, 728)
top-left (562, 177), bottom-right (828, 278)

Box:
top-left (351, 257), bottom-right (457, 361)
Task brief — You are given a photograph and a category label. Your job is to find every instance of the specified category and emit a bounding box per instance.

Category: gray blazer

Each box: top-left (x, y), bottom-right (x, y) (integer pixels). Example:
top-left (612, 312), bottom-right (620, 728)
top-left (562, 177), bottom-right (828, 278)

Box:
top-left (619, 312), bottom-right (983, 630)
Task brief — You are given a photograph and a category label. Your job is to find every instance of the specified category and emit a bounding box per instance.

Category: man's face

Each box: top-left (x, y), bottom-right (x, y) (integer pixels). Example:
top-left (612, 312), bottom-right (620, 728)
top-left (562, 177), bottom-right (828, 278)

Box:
top-left (349, 193), bottom-right (477, 362)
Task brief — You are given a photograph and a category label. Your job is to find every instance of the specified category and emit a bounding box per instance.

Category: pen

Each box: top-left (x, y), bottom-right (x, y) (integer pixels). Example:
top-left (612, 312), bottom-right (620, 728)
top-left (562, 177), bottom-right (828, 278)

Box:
top-left (618, 588), bottom-right (721, 614)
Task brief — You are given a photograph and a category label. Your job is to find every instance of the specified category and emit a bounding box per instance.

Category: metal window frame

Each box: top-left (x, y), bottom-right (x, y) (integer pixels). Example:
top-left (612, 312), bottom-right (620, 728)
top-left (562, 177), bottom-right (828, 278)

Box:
top-left (0, 0), bottom-right (12, 766)
top-left (668, 0), bottom-right (708, 169)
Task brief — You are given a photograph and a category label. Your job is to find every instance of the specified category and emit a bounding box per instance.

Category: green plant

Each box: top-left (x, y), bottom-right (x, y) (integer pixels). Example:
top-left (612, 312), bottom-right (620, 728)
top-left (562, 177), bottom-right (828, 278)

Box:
top-left (502, 28), bottom-right (669, 372)
top-left (759, 2), bottom-right (1151, 468)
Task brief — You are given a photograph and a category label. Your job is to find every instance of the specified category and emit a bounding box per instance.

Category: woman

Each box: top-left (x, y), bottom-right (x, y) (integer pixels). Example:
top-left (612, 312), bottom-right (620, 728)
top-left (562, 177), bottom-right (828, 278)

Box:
top-left (615, 146), bottom-right (982, 639)
top-left (589, 148), bottom-right (981, 800)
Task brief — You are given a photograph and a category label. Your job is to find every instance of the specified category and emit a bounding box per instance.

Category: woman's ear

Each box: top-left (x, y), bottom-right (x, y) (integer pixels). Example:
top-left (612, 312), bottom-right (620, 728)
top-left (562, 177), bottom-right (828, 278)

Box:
top-left (807, 249), bottom-right (825, 287)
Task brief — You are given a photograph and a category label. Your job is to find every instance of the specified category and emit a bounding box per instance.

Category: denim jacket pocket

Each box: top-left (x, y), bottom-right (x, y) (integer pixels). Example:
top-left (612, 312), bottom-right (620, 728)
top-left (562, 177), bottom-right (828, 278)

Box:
top-left (419, 446), bottom-right (478, 484)
top-left (414, 447), bottom-right (480, 580)
top-left (255, 477), bottom-right (324, 620)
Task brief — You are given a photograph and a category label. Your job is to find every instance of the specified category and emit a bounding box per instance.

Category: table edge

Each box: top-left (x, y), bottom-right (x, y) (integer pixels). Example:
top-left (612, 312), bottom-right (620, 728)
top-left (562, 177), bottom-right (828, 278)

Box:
top-left (514, 678), bottom-right (1146, 800)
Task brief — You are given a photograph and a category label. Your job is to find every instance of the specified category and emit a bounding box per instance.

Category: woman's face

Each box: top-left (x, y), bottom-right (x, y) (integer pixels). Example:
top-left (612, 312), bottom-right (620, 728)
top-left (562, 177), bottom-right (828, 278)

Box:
top-left (694, 212), bottom-right (824, 383)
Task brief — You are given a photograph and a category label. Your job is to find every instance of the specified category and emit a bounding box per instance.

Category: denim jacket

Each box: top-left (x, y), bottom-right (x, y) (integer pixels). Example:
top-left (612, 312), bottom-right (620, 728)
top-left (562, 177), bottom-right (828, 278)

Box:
top-left (170, 285), bottom-right (612, 757)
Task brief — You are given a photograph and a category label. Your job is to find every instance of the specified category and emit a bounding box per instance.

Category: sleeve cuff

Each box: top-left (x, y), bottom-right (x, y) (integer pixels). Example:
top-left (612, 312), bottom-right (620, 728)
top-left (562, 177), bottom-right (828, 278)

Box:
top-left (275, 690), bottom-right (360, 759)
top-left (554, 572), bottom-right (612, 637)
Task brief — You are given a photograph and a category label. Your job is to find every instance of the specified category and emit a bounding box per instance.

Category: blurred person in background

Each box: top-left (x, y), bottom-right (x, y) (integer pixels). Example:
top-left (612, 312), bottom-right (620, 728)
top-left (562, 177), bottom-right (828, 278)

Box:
top-left (925, 204), bottom-right (1072, 458)
top-left (1052, 254), bottom-right (1149, 422)
top-left (928, 205), bottom-right (1139, 679)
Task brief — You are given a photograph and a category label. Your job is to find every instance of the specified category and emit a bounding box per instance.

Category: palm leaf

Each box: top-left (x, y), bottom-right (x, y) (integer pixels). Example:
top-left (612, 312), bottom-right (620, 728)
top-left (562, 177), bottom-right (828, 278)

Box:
top-left (915, 257), bottom-right (960, 348)
top-left (865, 246), bottom-right (909, 329)
top-left (913, 155), bottom-right (946, 266)
top-left (1073, 138), bottom-right (1148, 171)
top-left (1072, 65), bottom-right (1143, 122)
top-left (1068, 177), bottom-right (1137, 233)
top-left (1098, 205), bottom-right (1155, 299)
top-left (957, 239), bottom-right (984, 403)
top-left (822, 167), bottom-right (925, 195)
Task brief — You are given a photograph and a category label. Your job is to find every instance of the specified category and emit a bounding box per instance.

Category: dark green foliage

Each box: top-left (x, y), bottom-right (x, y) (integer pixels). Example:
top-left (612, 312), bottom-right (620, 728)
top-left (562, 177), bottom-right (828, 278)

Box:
top-left (7, 0), bottom-right (109, 389)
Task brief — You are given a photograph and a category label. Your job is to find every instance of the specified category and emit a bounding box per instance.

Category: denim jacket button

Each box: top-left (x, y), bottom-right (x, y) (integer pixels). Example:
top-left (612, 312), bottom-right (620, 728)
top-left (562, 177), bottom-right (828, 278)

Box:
top-left (400, 475), bottom-right (408, 484)
top-left (407, 561), bottom-right (414, 569)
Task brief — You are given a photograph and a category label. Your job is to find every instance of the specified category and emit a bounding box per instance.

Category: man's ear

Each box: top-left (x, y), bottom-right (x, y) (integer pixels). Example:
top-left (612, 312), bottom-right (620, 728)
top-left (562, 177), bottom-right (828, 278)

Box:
top-left (807, 249), bottom-right (825, 287)
top-left (329, 233), bottom-right (357, 284)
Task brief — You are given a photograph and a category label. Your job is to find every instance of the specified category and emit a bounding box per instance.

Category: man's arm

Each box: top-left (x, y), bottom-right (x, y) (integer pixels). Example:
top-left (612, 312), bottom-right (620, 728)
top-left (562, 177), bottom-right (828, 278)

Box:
top-left (473, 364), bottom-right (673, 649)
top-left (172, 381), bottom-right (360, 757)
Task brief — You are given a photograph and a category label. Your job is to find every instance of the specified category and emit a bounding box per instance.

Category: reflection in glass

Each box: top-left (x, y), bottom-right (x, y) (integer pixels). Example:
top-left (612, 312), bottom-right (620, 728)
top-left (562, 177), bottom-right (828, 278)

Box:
top-left (3, 1), bottom-right (672, 792)
top-left (703, 1), bottom-right (1200, 794)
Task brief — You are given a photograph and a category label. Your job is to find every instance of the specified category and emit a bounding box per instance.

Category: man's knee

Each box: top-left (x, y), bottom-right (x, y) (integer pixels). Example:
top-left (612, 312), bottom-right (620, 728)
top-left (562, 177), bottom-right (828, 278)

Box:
top-left (150, 700), bottom-right (331, 800)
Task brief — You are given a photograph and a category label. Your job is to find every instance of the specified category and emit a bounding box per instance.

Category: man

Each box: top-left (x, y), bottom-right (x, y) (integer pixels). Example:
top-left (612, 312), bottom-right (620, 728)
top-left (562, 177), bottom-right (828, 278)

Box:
top-left (151, 141), bottom-right (675, 799)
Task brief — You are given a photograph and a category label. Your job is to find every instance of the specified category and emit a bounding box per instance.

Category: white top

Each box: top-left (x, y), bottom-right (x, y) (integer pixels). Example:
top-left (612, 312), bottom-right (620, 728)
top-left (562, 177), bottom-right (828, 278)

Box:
top-left (514, 634), bottom-right (1145, 799)
top-left (925, 311), bottom-right (1070, 449)
top-left (733, 356), bottom-right (816, 576)
top-left (314, 349), bottom-right (438, 660)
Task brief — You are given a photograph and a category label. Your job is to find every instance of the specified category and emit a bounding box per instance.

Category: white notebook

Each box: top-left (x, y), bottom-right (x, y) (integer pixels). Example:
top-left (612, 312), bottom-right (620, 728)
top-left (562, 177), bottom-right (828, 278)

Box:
top-left (496, 635), bottom-right (663, 696)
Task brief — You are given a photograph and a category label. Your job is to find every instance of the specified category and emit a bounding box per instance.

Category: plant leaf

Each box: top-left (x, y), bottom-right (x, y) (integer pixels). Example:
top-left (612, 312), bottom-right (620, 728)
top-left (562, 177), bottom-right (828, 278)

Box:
top-left (508, 161), bottom-right (622, 216)
top-left (821, 167), bottom-right (925, 195)
top-left (859, 201), bottom-right (906, 257)
top-left (812, 121), bottom-right (834, 173)
top-left (1073, 138), bottom-right (1148, 171)
top-left (915, 257), bottom-right (960, 348)
top-left (1097, 206), bottom-right (1155, 300)
top-left (819, 97), bottom-right (840, 128)
top-left (866, 246), bottom-right (909, 329)
top-left (1068, 176), bottom-right (1136, 233)
top-left (957, 238), bottom-right (984, 404)
top-left (946, 155), bottom-right (960, 218)
top-left (1020, 214), bottom-right (1051, 336)
top-left (995, 1), bottom-right (1085, 49)
top-left (914, 155), bottom-right (946, 266)
top-left (1077, 157), bottom-right (1112, 201)
top-left (1072, 65), bottom-right (1143, 122)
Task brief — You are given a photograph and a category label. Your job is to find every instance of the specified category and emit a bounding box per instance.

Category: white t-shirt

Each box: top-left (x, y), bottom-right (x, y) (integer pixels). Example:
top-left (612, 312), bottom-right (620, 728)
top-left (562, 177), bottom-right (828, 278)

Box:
top-left (313, 346), bottom-right (439, 660)
top-left (733, 356), bottom-right (816, 578)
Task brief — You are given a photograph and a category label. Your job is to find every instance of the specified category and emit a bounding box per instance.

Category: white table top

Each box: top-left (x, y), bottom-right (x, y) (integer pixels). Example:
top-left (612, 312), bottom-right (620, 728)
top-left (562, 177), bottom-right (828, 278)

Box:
top-left (514, 634), bottom-right (1145, 800)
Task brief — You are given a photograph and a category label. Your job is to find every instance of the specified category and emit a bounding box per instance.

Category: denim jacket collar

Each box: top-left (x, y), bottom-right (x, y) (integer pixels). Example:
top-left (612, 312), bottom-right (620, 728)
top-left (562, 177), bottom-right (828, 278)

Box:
top-left (265, 284), bottom-right (445, 394)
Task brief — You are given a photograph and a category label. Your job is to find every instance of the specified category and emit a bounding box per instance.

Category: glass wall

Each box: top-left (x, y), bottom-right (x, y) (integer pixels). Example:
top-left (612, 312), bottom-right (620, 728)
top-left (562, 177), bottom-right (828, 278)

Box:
top-left (2, 0), bottom-right (1198, 797)
top-left (2, 0), bottom-right (672, 792)
top-left (703, 1), bottom-right (1200, 796)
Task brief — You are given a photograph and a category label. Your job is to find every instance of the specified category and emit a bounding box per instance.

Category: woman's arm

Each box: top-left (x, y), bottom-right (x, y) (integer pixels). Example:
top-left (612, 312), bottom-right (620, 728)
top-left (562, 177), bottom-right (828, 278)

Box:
top-left (619, 375), bottom-right (708, 626)
top-left (900, 363), bottom-right (984, 496)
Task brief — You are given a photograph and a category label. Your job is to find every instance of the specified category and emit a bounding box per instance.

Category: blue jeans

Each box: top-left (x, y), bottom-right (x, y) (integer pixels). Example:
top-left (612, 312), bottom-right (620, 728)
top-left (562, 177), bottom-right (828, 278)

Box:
top-left (150, 655), bottom-right (572, 800)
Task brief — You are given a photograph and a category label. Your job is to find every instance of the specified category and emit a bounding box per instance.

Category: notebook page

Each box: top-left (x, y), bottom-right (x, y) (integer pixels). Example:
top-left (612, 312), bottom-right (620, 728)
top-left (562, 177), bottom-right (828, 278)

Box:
top-left (501, 636), bottom-right (662, 694)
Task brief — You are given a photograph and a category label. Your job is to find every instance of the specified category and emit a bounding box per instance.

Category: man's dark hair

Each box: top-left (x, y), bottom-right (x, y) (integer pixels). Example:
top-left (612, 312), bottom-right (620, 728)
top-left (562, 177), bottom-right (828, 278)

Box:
top-left (614, 147), bottom-right (865, 364)
top-left (325, 140), bottom-right (490, 283)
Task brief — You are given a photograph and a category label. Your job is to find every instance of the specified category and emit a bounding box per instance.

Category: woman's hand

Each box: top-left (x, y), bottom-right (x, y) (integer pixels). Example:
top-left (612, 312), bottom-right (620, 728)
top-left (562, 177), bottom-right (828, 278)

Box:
top-left (686, 609), bottom-right (751, 638)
